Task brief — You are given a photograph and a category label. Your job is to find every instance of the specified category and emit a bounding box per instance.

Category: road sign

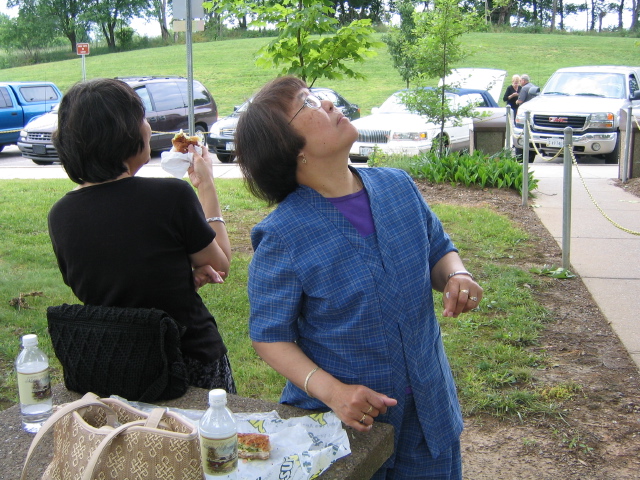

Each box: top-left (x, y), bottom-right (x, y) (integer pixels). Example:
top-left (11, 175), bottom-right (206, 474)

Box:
top-left (76, 43), bottom-right (90, 55)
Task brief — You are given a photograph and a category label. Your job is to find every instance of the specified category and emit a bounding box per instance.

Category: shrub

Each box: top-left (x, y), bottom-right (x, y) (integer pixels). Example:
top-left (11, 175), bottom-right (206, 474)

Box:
top-left (368, 149), bottom-right (538, 195)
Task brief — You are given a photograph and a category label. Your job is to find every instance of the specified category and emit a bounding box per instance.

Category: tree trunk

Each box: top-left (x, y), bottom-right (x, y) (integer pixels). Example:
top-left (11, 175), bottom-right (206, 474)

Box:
top-left (66, 31), bottom-right (77, 53)
top-left (160, 0), bottom-right (169, 41)
top-left (551, 0), bottom-right (557, 30)
top-left (617, 0), bottom-right (625, 29)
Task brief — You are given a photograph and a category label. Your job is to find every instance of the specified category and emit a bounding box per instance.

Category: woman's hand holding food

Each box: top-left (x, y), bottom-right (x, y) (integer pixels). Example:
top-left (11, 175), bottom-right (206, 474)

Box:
top-left (187, 145), bottom-right (214, 189)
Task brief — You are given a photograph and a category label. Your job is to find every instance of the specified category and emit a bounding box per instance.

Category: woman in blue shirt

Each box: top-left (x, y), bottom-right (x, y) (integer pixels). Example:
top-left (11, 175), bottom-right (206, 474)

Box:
top-left (235, 76), bottom-right (483, 479)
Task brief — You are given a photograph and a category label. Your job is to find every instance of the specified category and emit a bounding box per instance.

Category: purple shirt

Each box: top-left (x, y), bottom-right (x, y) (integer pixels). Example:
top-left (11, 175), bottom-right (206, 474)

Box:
top-left (327, 188), bottom-right (375, 237)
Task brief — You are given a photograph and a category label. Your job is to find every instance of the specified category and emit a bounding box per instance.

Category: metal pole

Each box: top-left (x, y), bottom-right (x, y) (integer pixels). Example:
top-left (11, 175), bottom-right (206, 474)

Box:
top-left (562, 127), bottom-right (573, 270)
top-left (82, 55), bottom-right (86, 82)
top-left (505, 106), bottom-right (511, 151)
top-left (185, 0), bottom-right (195, 135)
top-left (521, 111), bottom-right (530, 206)
top-left (623, 106), bottom-right (632, 183)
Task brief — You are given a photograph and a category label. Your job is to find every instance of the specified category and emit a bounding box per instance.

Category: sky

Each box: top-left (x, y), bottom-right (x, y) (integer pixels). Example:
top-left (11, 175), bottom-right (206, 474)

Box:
top-left (0, 0), bottom-right (631, 37)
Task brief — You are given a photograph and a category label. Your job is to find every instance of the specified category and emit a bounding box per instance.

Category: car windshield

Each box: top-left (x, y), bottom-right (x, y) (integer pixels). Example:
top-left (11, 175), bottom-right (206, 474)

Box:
top-left (543, 72), bottom-right (626, 99)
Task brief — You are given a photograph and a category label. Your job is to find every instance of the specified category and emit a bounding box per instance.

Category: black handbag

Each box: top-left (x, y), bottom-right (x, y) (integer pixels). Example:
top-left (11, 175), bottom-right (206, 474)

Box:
top-left (47, 304), bottom-right (189, 402)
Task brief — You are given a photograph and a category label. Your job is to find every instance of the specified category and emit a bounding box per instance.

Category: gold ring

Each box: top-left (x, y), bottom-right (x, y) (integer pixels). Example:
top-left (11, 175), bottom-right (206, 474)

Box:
top-left (359, 414), bottom-right (367, 424)
top-left (460, 289), bottom-right (469, 295)
top-left (469, 296), bottom-right (478, 302)
top-left (366, 405), bottom-right (373, 414)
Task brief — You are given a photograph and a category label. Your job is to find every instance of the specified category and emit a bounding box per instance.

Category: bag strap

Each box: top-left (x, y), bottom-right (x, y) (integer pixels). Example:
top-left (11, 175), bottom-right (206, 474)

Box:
top-left (20, 393), bottom-right (118, 480)
top-left (80, 408), bottom-right (168, 480)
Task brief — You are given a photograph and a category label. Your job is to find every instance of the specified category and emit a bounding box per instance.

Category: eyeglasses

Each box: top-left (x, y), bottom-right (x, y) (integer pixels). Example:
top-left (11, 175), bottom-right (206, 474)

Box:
top-left (288, 94), bottom-right (323, 124)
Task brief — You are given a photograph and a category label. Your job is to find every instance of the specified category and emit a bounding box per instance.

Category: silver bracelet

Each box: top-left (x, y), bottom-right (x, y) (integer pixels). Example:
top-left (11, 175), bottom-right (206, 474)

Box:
top-left (304, 367), bottom-right (321, 398)
top-left (206, 217), bottom-right (226, 225)
top-left (447, 270), bottom-right (474, 281)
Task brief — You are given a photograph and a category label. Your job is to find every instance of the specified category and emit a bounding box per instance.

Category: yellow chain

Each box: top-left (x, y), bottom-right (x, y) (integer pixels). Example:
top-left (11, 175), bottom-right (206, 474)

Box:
top-left (569, 149), bottom-right (640, 236)
top-left (524, 122), bottom-right (562, 161)
top-left (152, 130), bottom-right (211, 135)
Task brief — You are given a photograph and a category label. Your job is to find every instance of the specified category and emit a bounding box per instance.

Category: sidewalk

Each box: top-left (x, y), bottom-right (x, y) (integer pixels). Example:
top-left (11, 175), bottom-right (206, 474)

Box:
top-left (529, 161), bottom-right (640, 370)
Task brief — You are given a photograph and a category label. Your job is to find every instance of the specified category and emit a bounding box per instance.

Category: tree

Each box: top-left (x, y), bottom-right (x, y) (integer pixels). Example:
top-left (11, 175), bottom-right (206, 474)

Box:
top-left (88, 0), bottom-right (149, 50)
top-left (0, 4), bottom-right (58, 62)
top-left (8, 0), bottom-right (91, 53)
top-left (401, 0), bottom-right (482, 157)
top-left (383, 0), bottom-right (419, 88)
top-left (146, 0), bottom-right (170, 41)
top-left (208, 0), bottom-right (381, 86)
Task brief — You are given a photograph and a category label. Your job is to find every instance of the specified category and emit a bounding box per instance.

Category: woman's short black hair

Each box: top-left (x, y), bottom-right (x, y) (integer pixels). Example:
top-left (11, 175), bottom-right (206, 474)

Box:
top-left (235, 76), bottom-right (306, 205)
top-left (53, 78), bottom-right (146, 184)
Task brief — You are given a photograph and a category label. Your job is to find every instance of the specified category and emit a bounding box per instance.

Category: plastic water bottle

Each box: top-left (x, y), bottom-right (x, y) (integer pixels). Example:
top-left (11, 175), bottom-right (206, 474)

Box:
top-left (199, 389), bottom-right (238, 479)
top-left (15, 334), bottom-right (52, 433)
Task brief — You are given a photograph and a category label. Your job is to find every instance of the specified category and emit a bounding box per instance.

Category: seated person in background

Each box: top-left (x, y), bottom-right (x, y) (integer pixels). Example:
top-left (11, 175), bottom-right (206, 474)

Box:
top-left (48, 78), bottom-right (235, 393)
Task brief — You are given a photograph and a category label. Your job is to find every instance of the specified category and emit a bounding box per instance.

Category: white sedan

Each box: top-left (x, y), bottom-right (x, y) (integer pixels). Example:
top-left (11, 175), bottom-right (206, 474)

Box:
top-left (349, 68), bottom-right (506, 162)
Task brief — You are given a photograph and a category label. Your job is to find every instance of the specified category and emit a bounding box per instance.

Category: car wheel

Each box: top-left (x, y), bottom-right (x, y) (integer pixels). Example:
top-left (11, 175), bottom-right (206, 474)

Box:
top-left (32, 159), bottom-right (54, 165)
top-left (602, 134), bottom-right (620, 164)
top-left (195, 125), bottom-right (207, 147)
top-left (217, 153), bottom-right (236, 163)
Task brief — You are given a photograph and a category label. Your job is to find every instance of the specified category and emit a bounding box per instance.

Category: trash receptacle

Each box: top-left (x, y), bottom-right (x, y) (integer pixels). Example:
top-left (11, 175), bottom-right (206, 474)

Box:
top-left (470, 111), bottom-right (508, 156)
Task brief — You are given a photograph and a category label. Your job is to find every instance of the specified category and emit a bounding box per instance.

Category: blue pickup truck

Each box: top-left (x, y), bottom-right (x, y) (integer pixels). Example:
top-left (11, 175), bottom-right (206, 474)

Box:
top-left (0, 81), bottom-right (62, 151)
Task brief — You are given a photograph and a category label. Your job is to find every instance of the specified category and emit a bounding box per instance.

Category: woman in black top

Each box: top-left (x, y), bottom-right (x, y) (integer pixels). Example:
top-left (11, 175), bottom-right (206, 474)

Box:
top-left (49, 78), bottom-right (235, 393)
top-left (503, 74), bottom-right (521, 118)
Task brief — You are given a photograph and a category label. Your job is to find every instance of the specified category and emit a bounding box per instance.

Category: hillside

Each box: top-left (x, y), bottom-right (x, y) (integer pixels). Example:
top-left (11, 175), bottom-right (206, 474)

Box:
top-left (0, 32), bottom-right (638, 116)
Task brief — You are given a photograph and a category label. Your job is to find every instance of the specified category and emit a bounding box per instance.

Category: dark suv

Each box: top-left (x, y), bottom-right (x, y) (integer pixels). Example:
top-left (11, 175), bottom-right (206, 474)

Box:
top-left (18, 76), bottom-right (217, 165)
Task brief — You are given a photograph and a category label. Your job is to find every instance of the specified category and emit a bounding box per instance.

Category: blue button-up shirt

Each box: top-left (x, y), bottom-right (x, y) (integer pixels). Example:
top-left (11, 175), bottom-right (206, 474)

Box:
top-left (249, 167), bottom-right (463, 462)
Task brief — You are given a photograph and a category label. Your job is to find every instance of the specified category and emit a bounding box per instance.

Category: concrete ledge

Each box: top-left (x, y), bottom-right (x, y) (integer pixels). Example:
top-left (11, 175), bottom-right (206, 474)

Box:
top-left (2, 384), bottom-right (394, 480)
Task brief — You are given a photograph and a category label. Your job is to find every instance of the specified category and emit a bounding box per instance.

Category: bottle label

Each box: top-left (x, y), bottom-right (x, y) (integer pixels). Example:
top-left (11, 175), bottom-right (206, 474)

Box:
top-left (17, 368), bottom-right (51, 405)
top-left (200, 433), bottom-right (238, 475)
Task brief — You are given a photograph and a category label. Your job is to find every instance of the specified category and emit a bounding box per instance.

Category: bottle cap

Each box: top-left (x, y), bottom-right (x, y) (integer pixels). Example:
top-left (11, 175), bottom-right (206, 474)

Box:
top-left (208, 388), bottom-right (227, 406)
top-left (22, 334), bottom-right (38, 347)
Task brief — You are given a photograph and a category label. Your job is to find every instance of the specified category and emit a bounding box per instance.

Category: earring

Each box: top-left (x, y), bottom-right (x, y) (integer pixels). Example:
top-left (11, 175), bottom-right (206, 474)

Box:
top-left (300, 153), bottom-right (307, 164)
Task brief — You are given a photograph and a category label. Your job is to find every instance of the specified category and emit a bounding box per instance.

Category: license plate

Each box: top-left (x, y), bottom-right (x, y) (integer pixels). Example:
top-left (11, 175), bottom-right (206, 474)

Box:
top-left (33, 145), bottom-right (47, 155)
top-left (359, 146), bottom-right (374, 156)
top-left (546, 137), bottom-right (563, 148)
top-left (225, 142), bottom-right (235, 151)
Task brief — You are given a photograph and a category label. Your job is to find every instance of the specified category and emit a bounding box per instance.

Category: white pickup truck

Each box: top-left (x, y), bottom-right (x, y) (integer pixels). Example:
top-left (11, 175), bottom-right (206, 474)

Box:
top-left (512, 65), bottom-right (640, 163)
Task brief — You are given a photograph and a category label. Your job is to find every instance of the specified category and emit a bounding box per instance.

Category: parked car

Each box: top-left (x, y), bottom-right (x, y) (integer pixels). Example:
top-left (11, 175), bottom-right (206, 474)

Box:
top-left (0, 81), bottom-right (62, 152)
top-left (18, 76), bottom-right (217, 165)
top-left (208, 87), bottom-right (360, 163)
top-left (512, 65), bottom-right (640, 163)
top-left (349, 69), bottom-right (506, 162)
